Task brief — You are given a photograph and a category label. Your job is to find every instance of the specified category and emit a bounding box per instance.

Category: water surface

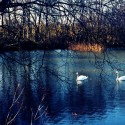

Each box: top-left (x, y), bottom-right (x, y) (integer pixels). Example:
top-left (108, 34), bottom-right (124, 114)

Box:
top-left (0, 49), bottom-right (125, 125)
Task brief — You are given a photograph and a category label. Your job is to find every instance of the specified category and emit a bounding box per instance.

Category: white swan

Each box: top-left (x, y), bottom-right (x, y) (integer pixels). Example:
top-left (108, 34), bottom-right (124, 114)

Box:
top-left (115, 71), bottom-right (125, 81)
top-left (76, 72), bottom-right (88, 81)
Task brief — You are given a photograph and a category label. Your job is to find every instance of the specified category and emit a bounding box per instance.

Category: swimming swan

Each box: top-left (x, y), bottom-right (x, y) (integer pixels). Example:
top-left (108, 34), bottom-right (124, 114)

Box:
top-left (76, 72), bottom-right (88, 81)
top-left (116, 71), bottom-right (125, 81)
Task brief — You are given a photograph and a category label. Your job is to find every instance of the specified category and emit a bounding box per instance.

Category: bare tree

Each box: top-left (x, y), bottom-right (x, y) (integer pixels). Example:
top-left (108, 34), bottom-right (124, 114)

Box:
top-left (0, 0), bottom-right (125, 50)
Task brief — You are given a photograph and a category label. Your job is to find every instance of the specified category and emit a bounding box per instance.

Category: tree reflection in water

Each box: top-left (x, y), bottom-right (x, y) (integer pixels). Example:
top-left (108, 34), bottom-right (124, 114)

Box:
top-left (0, 50), bottom-right (125, 125)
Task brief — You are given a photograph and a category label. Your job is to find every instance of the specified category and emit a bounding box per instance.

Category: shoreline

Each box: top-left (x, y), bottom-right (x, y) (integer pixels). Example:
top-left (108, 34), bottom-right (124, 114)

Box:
top-left (0, 39), bottom-right (125, 52)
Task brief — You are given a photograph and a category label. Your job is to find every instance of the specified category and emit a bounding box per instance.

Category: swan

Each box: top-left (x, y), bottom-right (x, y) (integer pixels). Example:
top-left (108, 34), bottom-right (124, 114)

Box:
top-left (115, 71), bottom-right (125, 81)
top-left (76, 72), bottom-right (88, 81)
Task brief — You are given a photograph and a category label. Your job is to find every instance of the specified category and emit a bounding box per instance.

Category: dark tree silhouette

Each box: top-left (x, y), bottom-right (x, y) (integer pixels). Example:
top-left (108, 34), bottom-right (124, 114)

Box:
top-left (0, 0), bottom-right (125, 50)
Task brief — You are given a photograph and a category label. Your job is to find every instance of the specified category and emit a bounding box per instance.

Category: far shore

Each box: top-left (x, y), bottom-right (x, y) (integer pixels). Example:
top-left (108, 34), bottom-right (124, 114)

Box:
top-left (0, 39), bottom-right (125, 52)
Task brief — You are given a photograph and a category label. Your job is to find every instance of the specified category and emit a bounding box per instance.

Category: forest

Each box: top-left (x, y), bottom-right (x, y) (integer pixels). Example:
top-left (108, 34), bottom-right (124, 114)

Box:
top-left (0, 0), bottom-right (125, 51)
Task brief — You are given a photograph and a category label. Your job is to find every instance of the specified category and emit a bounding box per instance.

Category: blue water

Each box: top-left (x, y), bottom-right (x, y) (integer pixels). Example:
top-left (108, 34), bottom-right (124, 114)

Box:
top-left (0, 50), bottom-right (125, 125)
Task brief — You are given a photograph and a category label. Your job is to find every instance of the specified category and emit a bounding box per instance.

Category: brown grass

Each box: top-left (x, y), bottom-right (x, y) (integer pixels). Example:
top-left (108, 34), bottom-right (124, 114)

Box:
top-left (68, 43), bottom-right (104, 52)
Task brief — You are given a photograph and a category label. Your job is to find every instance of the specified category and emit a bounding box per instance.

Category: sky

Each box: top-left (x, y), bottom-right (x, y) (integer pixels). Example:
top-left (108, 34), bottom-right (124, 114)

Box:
top-left (0, 0), bottom-right (124, 26)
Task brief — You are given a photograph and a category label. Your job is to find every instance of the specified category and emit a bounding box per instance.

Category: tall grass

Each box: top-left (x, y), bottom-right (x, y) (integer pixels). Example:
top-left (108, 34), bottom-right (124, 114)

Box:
top-left (68, 43), bottom-right (104, 52)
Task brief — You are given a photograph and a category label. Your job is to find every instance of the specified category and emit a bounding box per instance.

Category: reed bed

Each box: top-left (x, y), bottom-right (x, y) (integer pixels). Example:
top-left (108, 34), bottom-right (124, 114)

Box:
top-left (68, 43), bottom-right (104, 52)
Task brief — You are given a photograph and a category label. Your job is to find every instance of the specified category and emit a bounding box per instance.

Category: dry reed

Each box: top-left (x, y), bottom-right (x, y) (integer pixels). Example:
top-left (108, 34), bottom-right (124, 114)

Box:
top-left (68, 43), bottom-right (104, 52)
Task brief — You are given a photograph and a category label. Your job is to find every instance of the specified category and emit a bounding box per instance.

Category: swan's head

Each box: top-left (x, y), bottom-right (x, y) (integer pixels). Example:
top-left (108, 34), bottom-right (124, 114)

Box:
top-left (115, 71), bottom-right (119, 74)
top-left (76, 72), bottom-right (78, 75)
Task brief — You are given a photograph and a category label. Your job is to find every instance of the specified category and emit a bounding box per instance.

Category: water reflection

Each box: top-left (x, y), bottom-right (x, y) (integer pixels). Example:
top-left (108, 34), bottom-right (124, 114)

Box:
top-left (116, 80), bottom-right (125, 91)
top-left (0, 50), bottom-right (125, 124)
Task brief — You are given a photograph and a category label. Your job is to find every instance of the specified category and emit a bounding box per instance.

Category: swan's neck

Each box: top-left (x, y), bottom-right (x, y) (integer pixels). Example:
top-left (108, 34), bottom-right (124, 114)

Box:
top-left (116, 73), bottom-right (119, 80)
top-left (76, 73), bottom-right (79, 79)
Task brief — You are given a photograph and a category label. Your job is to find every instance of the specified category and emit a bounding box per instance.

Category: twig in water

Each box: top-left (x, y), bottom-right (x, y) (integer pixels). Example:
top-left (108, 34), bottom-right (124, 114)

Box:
top-left (5, 85), bottom-right (24, 125)
top-left (30, 95), bottom-right (48, 125)
top-left (6, 100), bottom-right (24, 125)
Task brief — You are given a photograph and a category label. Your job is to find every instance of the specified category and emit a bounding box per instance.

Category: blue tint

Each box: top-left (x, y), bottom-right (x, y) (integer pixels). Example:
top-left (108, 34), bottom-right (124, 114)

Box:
top-left (0, 50), bottom-right (125, 125)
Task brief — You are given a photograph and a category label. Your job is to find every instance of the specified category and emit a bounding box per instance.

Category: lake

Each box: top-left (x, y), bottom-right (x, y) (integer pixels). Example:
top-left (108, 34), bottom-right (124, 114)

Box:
top-left (0, 49), bottom-right (125, 125)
